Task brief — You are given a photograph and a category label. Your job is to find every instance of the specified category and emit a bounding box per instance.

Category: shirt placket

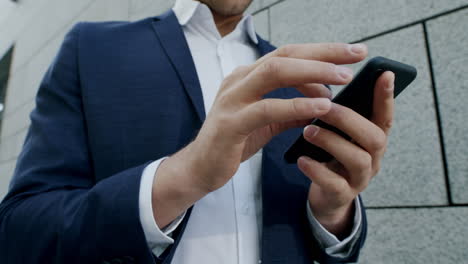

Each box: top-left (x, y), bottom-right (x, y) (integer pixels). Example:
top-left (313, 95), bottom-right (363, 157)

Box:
top-left (216, 38), bottom-right (242, 264)
top-left (218, 38), bottom-right (261, 264)
top-left (218, 38), bottom-right (244, 264)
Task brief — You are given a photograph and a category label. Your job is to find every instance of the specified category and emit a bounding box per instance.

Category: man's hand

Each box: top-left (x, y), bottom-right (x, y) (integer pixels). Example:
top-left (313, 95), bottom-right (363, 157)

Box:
top-left (152, 43), bottom-right (368, 228)
top-left (299, 71), bottom-right (395, 237)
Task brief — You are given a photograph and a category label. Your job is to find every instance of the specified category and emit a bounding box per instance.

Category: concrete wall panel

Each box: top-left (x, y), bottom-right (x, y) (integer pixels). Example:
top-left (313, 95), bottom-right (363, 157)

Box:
top-left (360, 208), bottom-right (468, 263)
top-left (253, 8), bottom-right (269, 40)
top-left (427, 9), bottom-right (468, 204)
top-left (337, 25), bottom-right (448, 206)
top-left (270, 0), bottom-right (468, 46)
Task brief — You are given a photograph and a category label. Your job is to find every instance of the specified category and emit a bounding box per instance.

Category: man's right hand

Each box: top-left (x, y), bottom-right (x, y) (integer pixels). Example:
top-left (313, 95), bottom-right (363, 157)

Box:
top-left (152, 43), bottom-right (368, 228)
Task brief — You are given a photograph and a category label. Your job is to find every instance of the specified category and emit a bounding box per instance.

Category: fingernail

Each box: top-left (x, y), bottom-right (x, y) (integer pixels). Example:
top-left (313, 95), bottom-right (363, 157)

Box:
top-left (349, 43), bottom-right (367, 54)
top-left (337, 66), bottom-right (353, 80)
top-left (304, 125), bottom-right (320, 139)
top-left (386, 72), bottom-right (395, 91)
top-left (298, 156), bottom-right (312, 167)
top-left (313, 98), bottom-right (331, 111)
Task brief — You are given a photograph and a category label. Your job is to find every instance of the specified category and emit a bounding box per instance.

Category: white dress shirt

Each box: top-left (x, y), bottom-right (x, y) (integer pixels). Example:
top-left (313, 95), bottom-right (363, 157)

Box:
top-left (138, 0), bottom-right (363, 263)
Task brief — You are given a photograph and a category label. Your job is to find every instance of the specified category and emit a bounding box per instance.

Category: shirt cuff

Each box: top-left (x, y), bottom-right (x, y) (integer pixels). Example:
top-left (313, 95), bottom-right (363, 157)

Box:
top-left (306, 197), bottom-right (362, 258)
top-left (139, 157), bottom-right (187, 257)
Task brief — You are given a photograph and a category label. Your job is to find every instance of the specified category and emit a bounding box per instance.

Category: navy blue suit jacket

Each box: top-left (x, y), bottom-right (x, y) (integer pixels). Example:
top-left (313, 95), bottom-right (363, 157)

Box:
top-left (0, 10), bottom-right (367, 264)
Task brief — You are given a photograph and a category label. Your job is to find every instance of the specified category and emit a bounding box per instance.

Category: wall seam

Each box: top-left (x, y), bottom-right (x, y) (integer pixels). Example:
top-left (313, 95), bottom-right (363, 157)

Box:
top-left (422, 21), bottom-right (453, 205)
top-left (350, 4), bottom-right (468, 44)
top-left (267, 7), bottom-right (271, 41)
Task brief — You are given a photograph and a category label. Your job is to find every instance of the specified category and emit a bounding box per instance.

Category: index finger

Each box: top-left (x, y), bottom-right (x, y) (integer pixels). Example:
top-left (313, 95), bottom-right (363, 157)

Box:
top-left (371, 71), bottom-right (395, 134)
top-left (238, 57), bottom-right (353, 100)
top-left (253, 43), bottom-right (368, 69)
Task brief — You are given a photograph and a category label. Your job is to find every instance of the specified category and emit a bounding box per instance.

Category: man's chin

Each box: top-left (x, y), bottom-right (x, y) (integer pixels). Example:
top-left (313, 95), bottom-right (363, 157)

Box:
top-left (206, 0), bottom-right (253, 17)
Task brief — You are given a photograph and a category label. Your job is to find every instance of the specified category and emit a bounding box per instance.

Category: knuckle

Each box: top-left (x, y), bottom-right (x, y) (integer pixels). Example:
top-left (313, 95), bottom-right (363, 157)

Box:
top-left (291, 98), bottom-right (306, 116)
top-left (223, 66), bottom-right (249, 86)
top-left (216, 93), bottom-right (230, 107)
top-left (326, 104), bottom-right (345, 123)
top-left (220, 75), bottom-right (235, 88)
top-left (262, 57), bottom-right (282, 75)
top-left (356, 180), bottom-right (370, 192)
top-left (339, 43), bottom-right (350, 52)
top-left (355, 153), bottom-right (372, 175)
top-left (369, 130), bottom-right (387, 152)
top-left (214, 112), bottom-right (236, 131)
top-left (215, 90), bottom-right (241, 112)
top-left (321, 62), bottom-right (340, 81)
top-left (276, 44), bottom-right (295, 57)
top-left (357, 171), bottom-right (372, 191)
top-left (255, 100), bottom-right (271, 121)
top-left (324, 43), bottom-right (345, 56)
top-left (261, 58), bottom-right (283, 84)
top-left (232, 65), bottom-right (249, 76)
top-left (329, 179), bottom-right (348, 195)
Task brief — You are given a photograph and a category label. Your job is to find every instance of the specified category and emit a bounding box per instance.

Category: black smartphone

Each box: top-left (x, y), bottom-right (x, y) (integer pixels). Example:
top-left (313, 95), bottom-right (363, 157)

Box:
top-left (283, 56), bottom-right (417, 164)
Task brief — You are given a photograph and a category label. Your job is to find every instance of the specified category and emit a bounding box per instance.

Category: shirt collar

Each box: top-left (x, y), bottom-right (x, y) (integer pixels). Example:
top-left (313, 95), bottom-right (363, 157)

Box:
top-left (173, 0), bottom-right (259, 44)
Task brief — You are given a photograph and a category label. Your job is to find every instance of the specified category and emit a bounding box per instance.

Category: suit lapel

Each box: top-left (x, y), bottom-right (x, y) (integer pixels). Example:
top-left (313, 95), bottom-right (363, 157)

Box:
top-left (256, 35), bottom-right (277, 57)
top-left (151, 10), bottom-right (206, 122)
top-left (151, 16), bottom-right (275, 123)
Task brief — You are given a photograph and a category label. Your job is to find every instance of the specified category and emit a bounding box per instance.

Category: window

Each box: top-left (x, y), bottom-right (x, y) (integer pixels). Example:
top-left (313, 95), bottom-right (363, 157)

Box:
top-left (0, 46), bottom-right (14, 132)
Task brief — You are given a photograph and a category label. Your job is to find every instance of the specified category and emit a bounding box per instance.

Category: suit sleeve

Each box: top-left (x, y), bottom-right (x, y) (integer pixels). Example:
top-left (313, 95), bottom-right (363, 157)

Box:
top-left (307, 196), bottom-right (368, 263)
top-left (139, 158), bottom-right (187, 257)
top-left (0, 24), bottom-right (154, 264)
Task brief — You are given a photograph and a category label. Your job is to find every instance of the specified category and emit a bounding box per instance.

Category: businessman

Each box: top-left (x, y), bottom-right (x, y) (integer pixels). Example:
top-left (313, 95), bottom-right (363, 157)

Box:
top-left (0, 0), bottom-right (395, 263)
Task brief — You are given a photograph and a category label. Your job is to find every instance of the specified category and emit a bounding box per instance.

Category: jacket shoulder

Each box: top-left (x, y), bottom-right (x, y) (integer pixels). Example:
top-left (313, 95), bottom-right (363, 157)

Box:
top-left (74, 17), bottom-right (155, 39)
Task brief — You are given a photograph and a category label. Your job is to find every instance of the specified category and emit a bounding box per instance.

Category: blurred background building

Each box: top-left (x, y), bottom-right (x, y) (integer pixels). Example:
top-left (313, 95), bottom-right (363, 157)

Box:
top-left (0, 0), bottom-right (467, 262)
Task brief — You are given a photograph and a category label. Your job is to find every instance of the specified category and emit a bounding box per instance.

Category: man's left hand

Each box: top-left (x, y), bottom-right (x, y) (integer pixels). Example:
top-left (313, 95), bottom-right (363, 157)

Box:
top-left (298, 71), bottom-right (395, 237)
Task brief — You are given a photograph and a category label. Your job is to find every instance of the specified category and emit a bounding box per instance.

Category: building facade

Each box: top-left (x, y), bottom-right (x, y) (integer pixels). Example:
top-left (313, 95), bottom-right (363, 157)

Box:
top-left (0, 0), bottom-right (467, 262)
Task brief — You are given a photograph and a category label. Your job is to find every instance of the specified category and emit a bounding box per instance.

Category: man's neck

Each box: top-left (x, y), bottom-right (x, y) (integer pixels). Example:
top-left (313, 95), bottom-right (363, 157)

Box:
top-left (210, 9), bottom-right (243, 37)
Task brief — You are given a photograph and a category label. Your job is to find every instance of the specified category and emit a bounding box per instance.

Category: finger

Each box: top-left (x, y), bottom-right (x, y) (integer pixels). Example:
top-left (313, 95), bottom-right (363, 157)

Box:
top-left (239, 97), bottom-right (331, 133)
top-left (217, 65), bottom-right (252, 96)
top-left (371, 71), bottom-right (395, 135)
top-left (303, 125), bottom-right (372, 189)
top-left (268, 119), bottom-right (312, 137)
top-left (297, 156), bottom-right (352, 196)
top-left (254, 43), bottom-right (368, 69)
top-left (223, 68), bottom-right (332, 100)
top-left (241, 57), bottom-right (353, 100)
top-left (297, 83), bottom-right (333, 99)
top-left (319, 103), bottom-right (387, 155)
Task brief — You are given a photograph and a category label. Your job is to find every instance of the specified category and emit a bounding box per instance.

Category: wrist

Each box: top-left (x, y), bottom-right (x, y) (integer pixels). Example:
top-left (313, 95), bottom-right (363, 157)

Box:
top-left (310, 199), bottom-right (354, 225)
top-left (151, 144), bottom-right (210, 228)
top-left (308, 187), bottom-right (355, 238)
top-left (310, 199), bottom-right (354, 239)
top-left (155, 143), bottom-right (211, 201)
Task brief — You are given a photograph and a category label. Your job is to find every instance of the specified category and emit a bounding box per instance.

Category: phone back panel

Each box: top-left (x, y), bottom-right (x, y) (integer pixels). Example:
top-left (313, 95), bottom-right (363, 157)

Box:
top-left (283, 56), bottom-right (417, 163)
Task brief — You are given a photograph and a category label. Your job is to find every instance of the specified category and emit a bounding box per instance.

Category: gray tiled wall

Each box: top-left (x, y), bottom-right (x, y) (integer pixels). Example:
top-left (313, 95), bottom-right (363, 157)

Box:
top-left (0, 0), bottom-right (467, 262)
top-left (427, 8), bottom-right (468, 204)
top-left (349, 25), bottom-right (447, 207)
